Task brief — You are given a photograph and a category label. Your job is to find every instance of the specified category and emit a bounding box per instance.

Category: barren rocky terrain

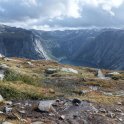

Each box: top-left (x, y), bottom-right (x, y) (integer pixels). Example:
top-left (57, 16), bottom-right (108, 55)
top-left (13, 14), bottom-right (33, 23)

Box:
top-left (0, 57), bottom-right (123, 124)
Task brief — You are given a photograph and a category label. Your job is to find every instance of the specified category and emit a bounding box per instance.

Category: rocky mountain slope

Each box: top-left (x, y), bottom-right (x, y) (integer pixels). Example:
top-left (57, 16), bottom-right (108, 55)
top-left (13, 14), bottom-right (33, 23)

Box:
top-left (34, 29), bottom-right (124, 70)
top-left (0, 57), bottom-right (123, 124)
top-left (0, 25), bottom-right (124, 70)
top-left (72, 29), bottom-right (124, 70)
top-left (0, 25), bottom-right (49, 60)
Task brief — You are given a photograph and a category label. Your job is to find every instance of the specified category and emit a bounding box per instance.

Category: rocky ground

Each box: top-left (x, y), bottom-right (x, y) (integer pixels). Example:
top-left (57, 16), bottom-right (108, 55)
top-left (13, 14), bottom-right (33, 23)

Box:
top-left (0, 57), bottom-right (123, 124)
top-left (0, 98), bottom-right (124, 124)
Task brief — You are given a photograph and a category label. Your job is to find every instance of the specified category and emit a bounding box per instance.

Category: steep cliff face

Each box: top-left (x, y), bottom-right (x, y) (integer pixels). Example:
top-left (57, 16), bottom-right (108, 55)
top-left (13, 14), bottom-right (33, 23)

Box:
top-left (34, 29), bottom-right (124, 70)
top-left (73, 30), bottom-right (124, 70)
top-left (0, 25), bottom-right (124, 70)
top-left (0, 25), bottom-right (48, 59)
top-left (33, 29), bottom-right (101, 61)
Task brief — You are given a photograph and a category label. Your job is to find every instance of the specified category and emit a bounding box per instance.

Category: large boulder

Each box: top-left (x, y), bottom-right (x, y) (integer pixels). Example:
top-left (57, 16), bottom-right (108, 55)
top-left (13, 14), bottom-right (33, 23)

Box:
top-left (0, 64), bottom-right (9, 69)
top-left (0, 69), bottom-right (5, 80)
top-left (61, 67), bottom-right (78, 74)
top-left (45, 68), bottom-right (58, 74)
top-left (38, 100), bottom-right (56, 112)
top-left (0, 94), bottom-right (4, 102)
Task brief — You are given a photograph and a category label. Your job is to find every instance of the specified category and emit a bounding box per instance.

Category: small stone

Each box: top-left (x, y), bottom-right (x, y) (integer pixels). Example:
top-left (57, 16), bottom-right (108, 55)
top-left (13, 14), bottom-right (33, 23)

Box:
top-left (117, 102), bottom-right (122, 105)
top-left (73, 115), bottom-right (78, 119)
top-left (45, 68), bottom-right (57, 74)
top-left (72, 98), bottom-right (81, 106)
top-left (19, 119), bottom-right (28, 123)
top-left (99, 108), bottom-right (106, 113)
top-left (114, 108), bottom-right (122, 113)
top-left (20, 106), bottom-right (25, 109)
top-left (24, 102), bottom-right (29, 106)
top-left (49, 89), bottom-right (55, 94)
top-left (56, 99), bottom-right (60, 102)
top-left (49, 113), bottom-right (55, 116)
top-left (4, 106), bottom-right (12, 113)
top-left (107, 112), bottom-right (116, 118)
top-left (117, 117), bottom-right (123, 122)
top-left (19, 110), bottom-right (26, 114)
top-left (59, 115), bottom-right (65, 120)
top-left (0, 111), bottom-right (4, 114)
top-left (0, 64), bottom-right (9, 69)
top-left (5, 101), bottom-right (12, 105)
top-left (16, 64), bottom-right (21, 68)
top-left (0, 69), bottom-right (5, 80)
top-left (27, 61), bottom-right (34, 66)
top-left (26, 118), bottom-right (32, 124)
top-left (13, 103), bottom-right (21, 106)
top-left (92, 106), bottom-right (98, 113)
top-left (121, 113), bottom-right (124, 116)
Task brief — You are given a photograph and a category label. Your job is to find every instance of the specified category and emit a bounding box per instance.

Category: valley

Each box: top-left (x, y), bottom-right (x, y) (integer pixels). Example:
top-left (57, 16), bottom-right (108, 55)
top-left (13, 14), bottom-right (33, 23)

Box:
top-left (0, 25), bottom-right (124, 70)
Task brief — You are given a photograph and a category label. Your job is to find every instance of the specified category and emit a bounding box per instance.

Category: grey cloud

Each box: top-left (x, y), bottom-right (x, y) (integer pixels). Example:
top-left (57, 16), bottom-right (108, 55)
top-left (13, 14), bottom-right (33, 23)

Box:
top-left (0, 0), bottom-right (124, 29)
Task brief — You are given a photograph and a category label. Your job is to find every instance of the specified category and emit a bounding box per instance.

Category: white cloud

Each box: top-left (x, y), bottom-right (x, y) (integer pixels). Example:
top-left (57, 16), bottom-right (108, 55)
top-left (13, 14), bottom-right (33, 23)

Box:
top-left (81, 0), bottom-right (124, 16)
top-left (66, 0), bottom-right (81, 18)
top-left (0, 0), bottom-right (124, 29)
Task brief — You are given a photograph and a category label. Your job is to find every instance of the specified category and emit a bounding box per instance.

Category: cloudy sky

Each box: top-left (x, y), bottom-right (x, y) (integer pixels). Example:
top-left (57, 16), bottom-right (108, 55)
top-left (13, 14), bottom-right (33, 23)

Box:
top-left (0, 0), bottom-right (124, 30)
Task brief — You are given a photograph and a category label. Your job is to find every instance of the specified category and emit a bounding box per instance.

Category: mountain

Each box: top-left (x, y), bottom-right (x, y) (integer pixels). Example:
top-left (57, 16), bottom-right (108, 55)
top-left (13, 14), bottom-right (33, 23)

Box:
top-left (33, 28), bottom-right (124, 70)
top-left (72, 29), bottom-right (124, 70)
top-left (0, 25), bottom-right (49, 60)
top-left (0, 25), bottom-right (124, 70)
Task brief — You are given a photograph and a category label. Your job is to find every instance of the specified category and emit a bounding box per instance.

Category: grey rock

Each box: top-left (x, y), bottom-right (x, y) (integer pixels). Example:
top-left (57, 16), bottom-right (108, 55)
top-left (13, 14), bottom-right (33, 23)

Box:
top-left (107, 112), bottom-right (116, 118)
top-left (19, 110), bottom-right (26, 114)
top-left (72, 98), bottom-right (81, 106)
top-left (4, 106), bottom-right (12, 113)
top-left (0, 111), bottom-right (4, 114)
top-left (99, 108), bottom-right (106, 113)
top-left (5, 101), bottom-right (12, 105)
top-left (45, 68), bottom-right (57, 74)
top-left (114, 108), bottom-right (122, 113)
top-left (38, 100), bottom-right (56, 112)
top-left (0, 94), bottom-right (4, 102)
top-left (117, 117), bottom-right (123, 122)
top-left (59, 115), bottom-right (65, 120)
top-left (117, 102), bottom-right (122, 105)
top-left (0, 69), bottom-right (5, 80)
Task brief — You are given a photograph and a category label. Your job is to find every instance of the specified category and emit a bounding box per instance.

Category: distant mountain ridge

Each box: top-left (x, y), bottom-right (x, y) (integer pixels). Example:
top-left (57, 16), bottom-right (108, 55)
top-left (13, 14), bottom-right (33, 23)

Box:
top-left (0, 25), bottom-right (124, 70)
top-left (0, 25), bottom-right (49, 60)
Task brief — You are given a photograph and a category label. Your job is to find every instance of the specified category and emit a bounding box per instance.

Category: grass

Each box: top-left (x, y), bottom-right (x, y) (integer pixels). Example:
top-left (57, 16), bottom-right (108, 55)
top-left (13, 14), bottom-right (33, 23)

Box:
top-left (70, 91), bottom-right (122, 104)
top-left (0, 57), bottom-right (123, 104)
top-left (82, 80), bottom-right (114, 88)
top-left (4, 69), bottom-right (41, 86)
top-left (0, 81), bottom-right (56, 100)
